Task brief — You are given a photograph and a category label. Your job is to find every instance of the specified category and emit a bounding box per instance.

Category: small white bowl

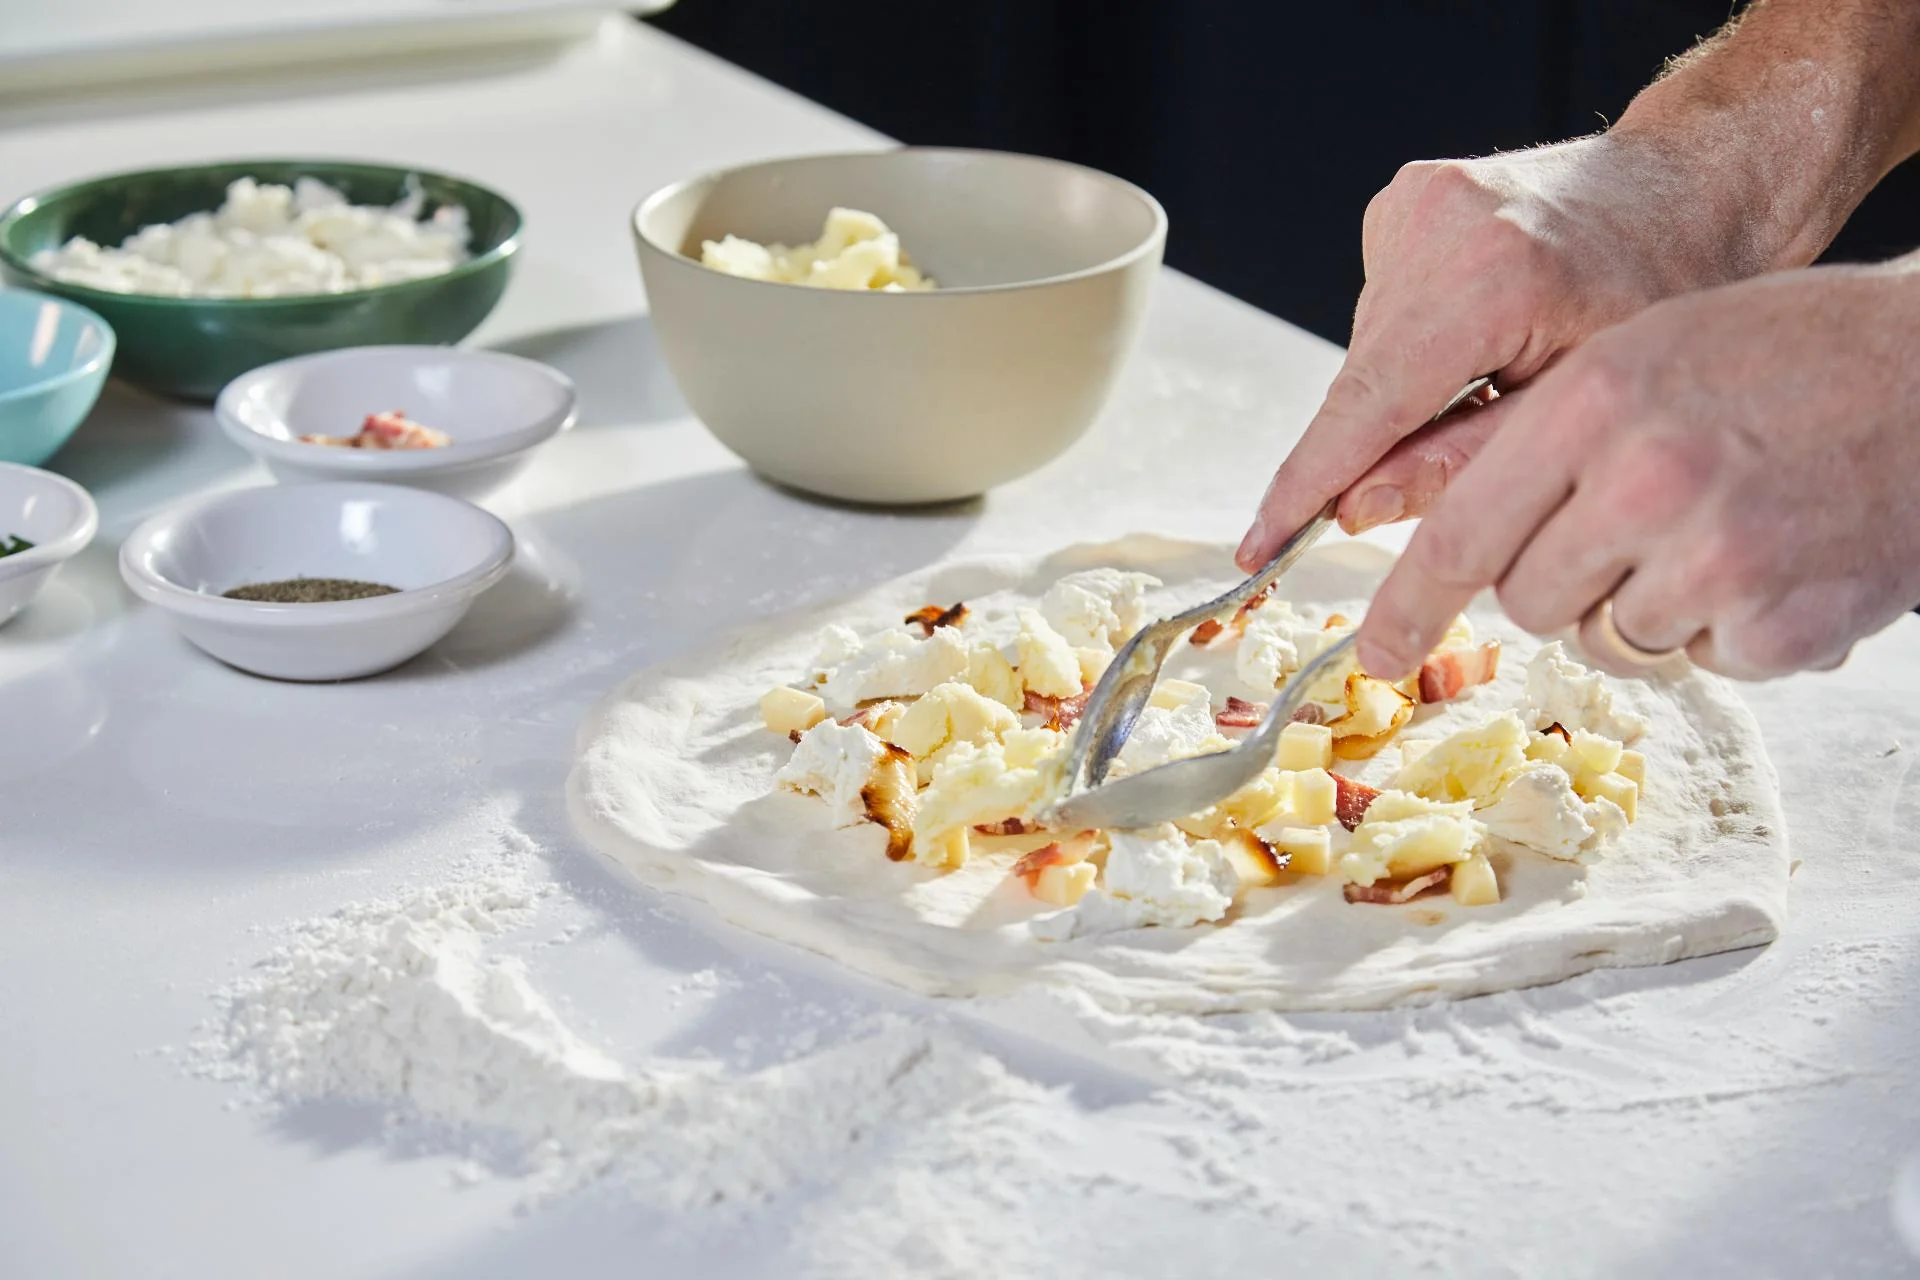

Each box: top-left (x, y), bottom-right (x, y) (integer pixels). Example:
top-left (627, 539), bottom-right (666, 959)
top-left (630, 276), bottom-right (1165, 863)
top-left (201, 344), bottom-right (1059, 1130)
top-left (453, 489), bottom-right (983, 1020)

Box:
top-left (119, 481), bottom-right (514, 681)
top-left (213, 346), bottom-right (577, 502)
top-left (0, 461), bottom-right (98, 627)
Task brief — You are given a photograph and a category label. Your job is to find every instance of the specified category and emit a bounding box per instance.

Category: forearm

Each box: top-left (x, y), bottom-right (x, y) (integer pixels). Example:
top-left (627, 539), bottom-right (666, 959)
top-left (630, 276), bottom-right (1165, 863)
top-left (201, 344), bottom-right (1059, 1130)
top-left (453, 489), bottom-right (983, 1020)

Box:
top-left (1614, 0), bottom-right (1920, 278)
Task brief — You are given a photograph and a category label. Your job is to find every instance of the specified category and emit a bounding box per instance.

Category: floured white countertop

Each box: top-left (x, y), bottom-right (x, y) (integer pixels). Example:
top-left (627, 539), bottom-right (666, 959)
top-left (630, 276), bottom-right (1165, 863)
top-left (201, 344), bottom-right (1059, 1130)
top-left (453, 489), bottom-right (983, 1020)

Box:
top-left (2, 17), bottom-right (1917, 1278)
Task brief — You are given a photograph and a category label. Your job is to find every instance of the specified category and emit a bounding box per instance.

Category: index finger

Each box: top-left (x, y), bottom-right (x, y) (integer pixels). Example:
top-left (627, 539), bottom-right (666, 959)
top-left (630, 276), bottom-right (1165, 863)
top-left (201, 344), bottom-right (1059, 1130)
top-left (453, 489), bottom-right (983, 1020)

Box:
top-left (1236, 306), bottom-right (1520, 572)
top-left (1355, 387), bottom-right (1584, 677)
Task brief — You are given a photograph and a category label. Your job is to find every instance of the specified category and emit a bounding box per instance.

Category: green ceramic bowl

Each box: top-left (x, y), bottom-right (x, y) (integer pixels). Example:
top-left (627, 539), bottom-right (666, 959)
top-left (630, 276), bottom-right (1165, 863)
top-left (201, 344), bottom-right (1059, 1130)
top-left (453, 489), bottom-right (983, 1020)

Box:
top-left (0, 159), bottom-right (521, 401)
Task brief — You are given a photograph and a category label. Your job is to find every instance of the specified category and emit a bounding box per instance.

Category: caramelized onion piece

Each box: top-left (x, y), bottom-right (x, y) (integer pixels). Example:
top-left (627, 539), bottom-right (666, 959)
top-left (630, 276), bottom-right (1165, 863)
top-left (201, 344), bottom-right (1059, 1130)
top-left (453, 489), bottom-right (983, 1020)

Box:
top-left (1342, 865), bottom-right (1453, 905)
top-left (904, 601), bottom-right (969, 636)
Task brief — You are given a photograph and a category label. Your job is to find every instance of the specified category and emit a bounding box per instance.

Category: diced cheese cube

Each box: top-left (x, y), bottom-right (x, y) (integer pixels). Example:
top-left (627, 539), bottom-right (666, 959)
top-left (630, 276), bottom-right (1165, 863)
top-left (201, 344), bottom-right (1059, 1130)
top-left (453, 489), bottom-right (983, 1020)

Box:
top-left (1269, 826), bottom-right (1331, 876)
top-left (1277, 720), bottom-right (1333, 772)
top-left (864, 701), bottom-right (907, 739)
top-left (1399, 738), bottom-right (1437, 767)
top-left (817, 206), bottom-right (889, 256)
top-left (1450, 852), bottom-right (1500, 906)
top-left (1571, 729), bottom-right (1624, 777)
top-left (1287, 768), bottom-right (1337, 827)
top-left (761, 686), bottom-right (828, 736)
top-left (1385, 823), bottom-right (1473, 879)
top-left (1033, 861), bottom-right (1096, 907)
top-left (1074, 646), bottom-right (1112, 686)
top-left (1221, 768), bottom-right (1293, 829)
top-left (1586, 771), bottom-right (1639, 823)
top-left (965, 643), bottom-right (1024, 710)
top-left (1616, 749), bottom-right (1646, 788)
top-left (1150, 679), bottom-right (1211, 711)
top-left (889, 681), bottom-right (1019, 760)
top-left (1174, 809), bottom-right (1228, 840)
top-left (1525, 731), bottom-right (1572, 767)
top-left (890, 696), bottom-right (949, 759)
top-left (918, 826), bottom-right (970, 870)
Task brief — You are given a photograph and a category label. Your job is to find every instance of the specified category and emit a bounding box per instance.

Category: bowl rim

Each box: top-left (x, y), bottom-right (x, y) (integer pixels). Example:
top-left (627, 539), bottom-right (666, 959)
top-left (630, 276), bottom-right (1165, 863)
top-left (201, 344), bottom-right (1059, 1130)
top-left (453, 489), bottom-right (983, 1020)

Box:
top-left (0, 460), bottom-right (99, 580)
top-left (212, 345), bottom-right (577, 474)
top-left (631, 146), bottom-right (1169, 296)
top-left (117, 479), bottom-right (514, 627)
top-left (0, 157), bottom-right (523, 310)
top-left (0, 287), bottom-right (116, 408)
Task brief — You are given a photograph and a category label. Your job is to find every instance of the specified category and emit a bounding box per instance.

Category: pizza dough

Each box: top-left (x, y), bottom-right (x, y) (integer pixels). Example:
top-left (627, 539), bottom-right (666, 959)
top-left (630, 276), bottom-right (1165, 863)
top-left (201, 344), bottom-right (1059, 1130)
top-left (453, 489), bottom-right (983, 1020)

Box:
top-left (567, 536), bottom-right (1788, 1013)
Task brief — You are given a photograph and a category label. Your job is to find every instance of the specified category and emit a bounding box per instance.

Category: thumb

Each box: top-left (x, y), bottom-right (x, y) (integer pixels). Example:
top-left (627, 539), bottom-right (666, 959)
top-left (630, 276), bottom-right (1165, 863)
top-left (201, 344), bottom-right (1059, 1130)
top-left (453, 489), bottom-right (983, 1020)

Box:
top-left (1335, 391), bottom-right (1517, 534)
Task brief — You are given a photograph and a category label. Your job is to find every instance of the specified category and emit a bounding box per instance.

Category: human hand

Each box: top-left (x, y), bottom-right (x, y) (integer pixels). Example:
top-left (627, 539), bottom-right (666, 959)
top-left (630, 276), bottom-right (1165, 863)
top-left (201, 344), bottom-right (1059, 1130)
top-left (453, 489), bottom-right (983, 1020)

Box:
top-left (1236, 129), bottom-right (1760, 569)
top-left (1354, 261), bottom-right (1920, 682)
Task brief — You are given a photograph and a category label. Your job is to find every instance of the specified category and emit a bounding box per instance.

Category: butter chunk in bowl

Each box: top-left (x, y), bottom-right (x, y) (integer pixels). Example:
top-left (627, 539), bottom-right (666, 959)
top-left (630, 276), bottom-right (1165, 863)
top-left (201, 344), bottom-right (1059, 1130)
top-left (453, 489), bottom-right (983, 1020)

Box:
top-left (633, 148), bottom-right (1167, 505)
top-left (702, 207), bottom-right (934, 292)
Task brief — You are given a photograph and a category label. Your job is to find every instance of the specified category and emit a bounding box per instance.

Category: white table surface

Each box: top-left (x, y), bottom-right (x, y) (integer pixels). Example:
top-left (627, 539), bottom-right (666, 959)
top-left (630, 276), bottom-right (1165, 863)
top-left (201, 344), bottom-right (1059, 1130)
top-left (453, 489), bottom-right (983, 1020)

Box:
top-left (4, 17), bottom-right (1918, 1278)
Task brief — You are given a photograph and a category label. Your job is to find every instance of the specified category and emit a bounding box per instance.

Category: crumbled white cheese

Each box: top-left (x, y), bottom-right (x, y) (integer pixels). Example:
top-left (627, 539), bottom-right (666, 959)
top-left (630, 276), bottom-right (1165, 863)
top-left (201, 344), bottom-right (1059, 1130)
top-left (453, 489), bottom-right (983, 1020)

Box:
top-left (1339, 791), bottom-right (1483, 886)
top-left (1035, 825), bottom-right (1238, 939)
top-left (1521, 642), bottom-right (1650, 743)
top-left (1111, 681), bottom-right (1230, 776)
top-left (700, 207), bottom-right (934, 292)
top-left (810, 624), bottom-right (970, 715)
top-left (963, 642), bottom-right (1025, 709)
top-left (1038, 569), bottom-right (1160, 652)
top-left (1012, 608), bottom-right (1083, 699)
top-left (775, 721), bottom-right (890, 827)
top-left (1479, 762), bottom-right (1625, 863)
top-left (1392, 711), bottom-right (1531, 805)
top-left (889, 680), bottom-right (1020, 762)
top-left (1235, 603), bottom-right (1355, 703)
top-left (912, 733), bottom-right (1065, 859)
top-left (31, 176), bottom-right (470, 298)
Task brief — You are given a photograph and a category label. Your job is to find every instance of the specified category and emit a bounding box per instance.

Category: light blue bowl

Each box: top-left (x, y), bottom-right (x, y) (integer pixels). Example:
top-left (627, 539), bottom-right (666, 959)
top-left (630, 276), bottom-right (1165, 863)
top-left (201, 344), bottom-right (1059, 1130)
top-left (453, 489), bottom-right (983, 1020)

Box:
top-left (0, 288), bottom-right (114, 467)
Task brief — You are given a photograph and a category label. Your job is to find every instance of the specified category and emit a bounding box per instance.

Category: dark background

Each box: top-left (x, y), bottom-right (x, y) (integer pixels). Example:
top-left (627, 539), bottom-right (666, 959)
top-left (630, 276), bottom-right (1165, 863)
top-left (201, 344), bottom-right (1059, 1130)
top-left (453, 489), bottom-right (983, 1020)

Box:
top-left (650, 0), bottom-right (1920, 344)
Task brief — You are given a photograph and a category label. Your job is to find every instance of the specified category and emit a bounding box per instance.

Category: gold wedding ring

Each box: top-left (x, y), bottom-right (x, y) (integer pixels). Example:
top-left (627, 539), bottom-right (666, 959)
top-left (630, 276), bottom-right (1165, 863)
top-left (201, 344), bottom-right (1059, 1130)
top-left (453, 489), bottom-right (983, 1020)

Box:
top-left (1585, 597), bottom-right (1684, 667)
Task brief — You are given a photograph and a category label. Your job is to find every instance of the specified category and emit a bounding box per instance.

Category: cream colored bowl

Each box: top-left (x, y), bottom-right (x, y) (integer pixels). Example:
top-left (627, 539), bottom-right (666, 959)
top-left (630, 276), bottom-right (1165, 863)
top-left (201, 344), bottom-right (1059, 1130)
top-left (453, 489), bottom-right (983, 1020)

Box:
top-left (632, 149), bottom-right (1166, 504)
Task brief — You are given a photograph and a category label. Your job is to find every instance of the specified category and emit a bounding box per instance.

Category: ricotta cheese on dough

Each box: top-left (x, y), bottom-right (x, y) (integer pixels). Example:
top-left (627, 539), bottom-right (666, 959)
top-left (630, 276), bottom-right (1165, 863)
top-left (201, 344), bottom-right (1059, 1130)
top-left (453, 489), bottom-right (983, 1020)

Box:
top-left (776, 721), bottom-right (892, 827)
top-left (1393, 711), bottom-right (1531, 805)
top-left (809, 623), bottom-right (970, 714)
top-left (1339, 791), bottom-right (1484, 887)
top-left (1235, 603), bottom-right (1358, 705)
top-left (1012, 608), bottom-right (1084, 699)
top-left (889, 681), bottom-right (1021, 763)
top-left (1522, 642), bottom-right (1651, 743)
top-left (911, 730), bottom-right (1066, 861)
top-left (1111, 681), bottom-right (1231, 776)
top-left (1038, 569), bottom-right (1159, 653)
top-left (572, 534), bottom-right (1791, 1012)
top-left (1479, 761), bottom-right (1627, 863)
top-left (1034, 824), bottom-right (1238, 939)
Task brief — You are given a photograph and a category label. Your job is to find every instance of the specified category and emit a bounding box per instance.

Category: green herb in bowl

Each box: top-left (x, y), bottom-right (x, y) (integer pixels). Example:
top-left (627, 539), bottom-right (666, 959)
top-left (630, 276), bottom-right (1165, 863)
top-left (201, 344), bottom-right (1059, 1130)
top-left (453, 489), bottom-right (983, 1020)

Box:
top-left (0, 534), bottom-right (32, 558)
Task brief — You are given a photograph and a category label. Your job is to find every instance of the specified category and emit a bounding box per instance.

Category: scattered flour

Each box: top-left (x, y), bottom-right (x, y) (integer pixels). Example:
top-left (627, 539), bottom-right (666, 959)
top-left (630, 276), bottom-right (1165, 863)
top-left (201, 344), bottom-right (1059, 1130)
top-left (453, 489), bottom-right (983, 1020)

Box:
top-left (191, 847), bottom-right (1154, 1276)
top-left (186, 829), bottom-right (1920, 1276)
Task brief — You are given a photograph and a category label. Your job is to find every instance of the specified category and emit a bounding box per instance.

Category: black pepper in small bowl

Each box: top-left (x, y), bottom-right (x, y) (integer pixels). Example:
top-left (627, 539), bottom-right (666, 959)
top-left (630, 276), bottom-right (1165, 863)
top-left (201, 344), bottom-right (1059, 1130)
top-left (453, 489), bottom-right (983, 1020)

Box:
top-left (223, 577), bottom-right (399, 604)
